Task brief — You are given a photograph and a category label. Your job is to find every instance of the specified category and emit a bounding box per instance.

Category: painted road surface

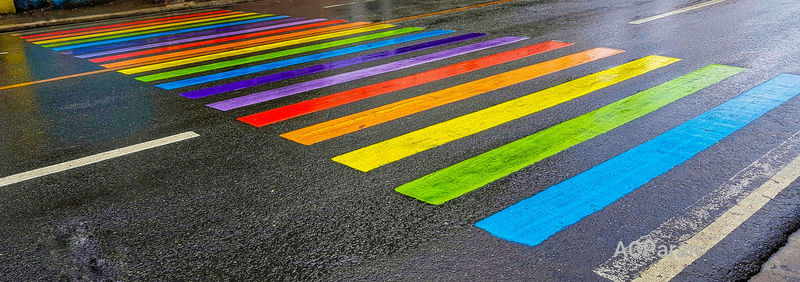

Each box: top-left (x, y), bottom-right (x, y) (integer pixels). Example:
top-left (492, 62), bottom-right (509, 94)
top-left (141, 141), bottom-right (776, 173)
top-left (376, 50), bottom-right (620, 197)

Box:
top-left (1, 0), bottom-right (800, 280)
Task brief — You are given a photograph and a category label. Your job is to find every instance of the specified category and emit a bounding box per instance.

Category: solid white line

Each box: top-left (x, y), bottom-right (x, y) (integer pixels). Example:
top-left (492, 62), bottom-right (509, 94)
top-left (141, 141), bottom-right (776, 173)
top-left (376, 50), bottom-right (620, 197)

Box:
top-left (634, 155), bottom-right (800, 281)
top-left (323, 0), bottom-right (375, 9)
top-left (629, 0), bottom-right (727, 24)
top-left (594, 130), bottom-right (800, 281)
top-left (0, 131), bottom-right (200, 188)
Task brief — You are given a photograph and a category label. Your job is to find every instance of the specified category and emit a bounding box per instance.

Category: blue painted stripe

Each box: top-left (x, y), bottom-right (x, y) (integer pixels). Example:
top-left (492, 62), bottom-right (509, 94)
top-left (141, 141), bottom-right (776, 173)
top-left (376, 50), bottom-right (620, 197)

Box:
top-left (475, 73), bottom-right (800, 247)
top-left (51, 16), bottom-right (289, 51)
top-left (156, 29), bottom-right (455, 90)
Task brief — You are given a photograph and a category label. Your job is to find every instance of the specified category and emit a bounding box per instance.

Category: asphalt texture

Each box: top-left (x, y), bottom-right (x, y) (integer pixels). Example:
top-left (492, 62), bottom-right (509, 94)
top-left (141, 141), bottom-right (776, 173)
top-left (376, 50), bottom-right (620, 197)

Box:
top-left (1, 0), bottom-right (800, 280)
top-left (752, 229), bottom-right (800, 281)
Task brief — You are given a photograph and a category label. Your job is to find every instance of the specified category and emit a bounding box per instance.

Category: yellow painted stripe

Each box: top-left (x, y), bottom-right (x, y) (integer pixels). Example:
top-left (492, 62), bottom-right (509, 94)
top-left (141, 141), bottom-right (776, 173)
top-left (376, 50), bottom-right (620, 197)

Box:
top-left (32, 12), bottom-right (256, 44)
top-left (634, 155), bottom-right (800, 281)
top-left (286, 55), bottom-right (678, 150)
top-left (118, 24), bottom-right (394, 75)
top-left (330, 55), bottom-right (678, 170)
top-left (0, 0), bottom-right (15, 14)
top-left (329, 49), bottom-right (642, 171)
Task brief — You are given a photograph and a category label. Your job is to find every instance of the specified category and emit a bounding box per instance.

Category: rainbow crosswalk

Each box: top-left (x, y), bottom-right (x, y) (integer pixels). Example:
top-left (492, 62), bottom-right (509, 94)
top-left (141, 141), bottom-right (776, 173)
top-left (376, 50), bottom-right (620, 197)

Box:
top-left (22, 9), bottom-right (800, 248)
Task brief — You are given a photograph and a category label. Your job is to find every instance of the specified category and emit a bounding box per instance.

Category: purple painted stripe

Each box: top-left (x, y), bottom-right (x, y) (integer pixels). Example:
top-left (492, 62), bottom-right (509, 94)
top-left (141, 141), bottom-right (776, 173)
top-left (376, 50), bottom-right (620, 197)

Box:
top-left (182, 33), bottom-right (486, 99)
top-left (76, 18), bottom-right (324, 59)
top-left (67, 17), bottom-right (306, 55)
top-left (206, 36), bottom-right (527, 111)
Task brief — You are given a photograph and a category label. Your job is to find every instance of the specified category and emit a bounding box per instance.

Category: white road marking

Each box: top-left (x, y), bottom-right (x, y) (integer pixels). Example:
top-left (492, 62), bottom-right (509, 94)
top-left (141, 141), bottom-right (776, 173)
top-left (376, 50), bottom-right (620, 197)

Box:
top-left (629, 0), bottom-right (727, 24)
top-left (323, 0), bottom-right (375, 9)
top-left (0, 131), bottom-right (200, 188)
top-left (594, 130), bottom-right (800, 281)
top-left (635, 155), bottom-right (800, 281)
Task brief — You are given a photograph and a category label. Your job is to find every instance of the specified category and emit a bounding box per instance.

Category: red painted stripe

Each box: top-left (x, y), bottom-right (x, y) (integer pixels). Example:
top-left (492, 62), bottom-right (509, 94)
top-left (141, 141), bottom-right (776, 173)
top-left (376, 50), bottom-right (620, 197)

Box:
top-left (89, 19), bottom-right (347, 63)
top-left (238, 41), bottom-right (573, 127)
top-left (21, 10), bottom-right (231, 39)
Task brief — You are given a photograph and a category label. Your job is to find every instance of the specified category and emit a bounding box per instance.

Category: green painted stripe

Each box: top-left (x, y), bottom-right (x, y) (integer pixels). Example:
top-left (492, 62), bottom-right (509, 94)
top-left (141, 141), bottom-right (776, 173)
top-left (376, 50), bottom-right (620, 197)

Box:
top-left (42, 14), bottom-right (269, 48)
top-left (395, 64), bottom-right (745, 205)
top-left (136, 27), bottom-right (423, 82)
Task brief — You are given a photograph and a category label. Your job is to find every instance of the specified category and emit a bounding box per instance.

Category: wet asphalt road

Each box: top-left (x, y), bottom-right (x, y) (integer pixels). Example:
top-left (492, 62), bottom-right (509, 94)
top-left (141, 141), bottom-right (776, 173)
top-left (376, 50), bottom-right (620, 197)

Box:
top-left (1, 0), bottom-right (800, 280)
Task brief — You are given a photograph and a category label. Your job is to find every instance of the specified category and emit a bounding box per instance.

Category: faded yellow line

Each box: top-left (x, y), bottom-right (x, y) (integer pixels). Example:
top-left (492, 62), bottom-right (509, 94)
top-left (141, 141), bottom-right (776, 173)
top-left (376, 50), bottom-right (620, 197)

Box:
top-left (0, 68), bottom-right (121, 90)
top-left (635, 155), bottom-right (800, 281)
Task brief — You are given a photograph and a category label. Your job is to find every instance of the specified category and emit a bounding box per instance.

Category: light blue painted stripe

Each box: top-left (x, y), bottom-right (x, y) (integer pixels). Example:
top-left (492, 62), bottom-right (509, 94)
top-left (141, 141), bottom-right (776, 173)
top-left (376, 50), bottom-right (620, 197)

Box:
top-left (51, 16), bottom-right (289, 51)
top-left (476, 73), bottom-right (800, 247)
top-left (156, 29), bottom-right (454, 89)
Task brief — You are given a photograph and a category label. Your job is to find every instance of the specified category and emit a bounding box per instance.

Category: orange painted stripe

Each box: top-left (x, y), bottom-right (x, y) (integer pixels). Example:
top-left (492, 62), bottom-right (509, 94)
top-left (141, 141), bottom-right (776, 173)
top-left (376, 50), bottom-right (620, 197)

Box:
top-left (281, 47), bottom-right (624, 145)
top-left (27, 11), bottom-right (243, 42)
top-left (21, 10), bottom-right (230, 39)
top-left (380, 0), bottom-right (515, 24)
top-left (100, 21), bottom-right (372, 69)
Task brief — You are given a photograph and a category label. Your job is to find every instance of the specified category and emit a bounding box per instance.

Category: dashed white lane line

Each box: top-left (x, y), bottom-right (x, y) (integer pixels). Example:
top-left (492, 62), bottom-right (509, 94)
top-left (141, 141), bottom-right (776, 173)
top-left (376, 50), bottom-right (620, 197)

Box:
top-left (635, 155), bottom-right (800, 281)
top-left (0, 131), bottom-right (200, 188)
top-left (629, 0), bottom-right (727, 24)
top-left (595, 130), bottom-right (800, 281)
top-left (323, 0), bottom-right (375, 9)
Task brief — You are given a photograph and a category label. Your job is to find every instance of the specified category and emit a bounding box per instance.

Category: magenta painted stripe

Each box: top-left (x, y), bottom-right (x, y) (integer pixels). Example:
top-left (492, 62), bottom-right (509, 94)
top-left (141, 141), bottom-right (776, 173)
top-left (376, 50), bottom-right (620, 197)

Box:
top-left (66, 17), bottom-right (305, 55)
top-left (206, 36), bottom-right (527, 111)
top-left (181, 33), bottom-right (485, 99)
top-left (75, 18), bottom-right (323, 59)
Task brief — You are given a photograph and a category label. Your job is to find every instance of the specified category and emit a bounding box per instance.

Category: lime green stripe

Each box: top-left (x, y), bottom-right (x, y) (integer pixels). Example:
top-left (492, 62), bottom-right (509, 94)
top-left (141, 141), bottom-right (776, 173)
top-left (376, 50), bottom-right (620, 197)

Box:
top-left (42, 14), bottom-right (268, 48)
top-left (395, 64), bottom-right (745, 205)
top-left (136, 27), bottom-right (423, 82)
